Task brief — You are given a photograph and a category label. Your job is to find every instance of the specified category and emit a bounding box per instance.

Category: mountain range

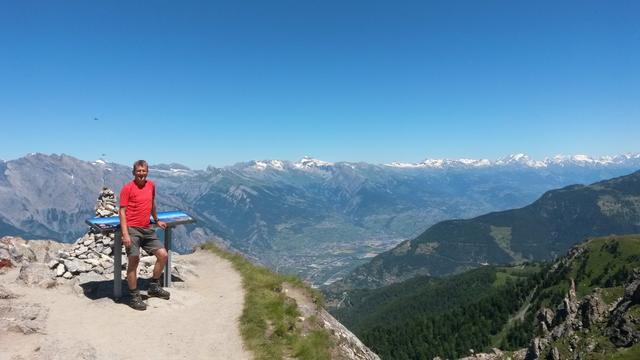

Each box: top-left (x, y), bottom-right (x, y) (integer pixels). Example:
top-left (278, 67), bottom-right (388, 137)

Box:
top-left (327, 169), bottom-right (640, 292)
top-left (0, 152), bottom-right (639, 284)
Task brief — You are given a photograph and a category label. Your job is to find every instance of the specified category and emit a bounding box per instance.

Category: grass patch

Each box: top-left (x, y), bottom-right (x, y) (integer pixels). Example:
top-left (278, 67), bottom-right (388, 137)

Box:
top-left (201, 243), bottom-right (331, 360)
top-left (604, 343), bottom-right (640, 360)
top-left (490, 225), bottom-right (512, 251)
top-left (601, 287), bottom-right (624, 305)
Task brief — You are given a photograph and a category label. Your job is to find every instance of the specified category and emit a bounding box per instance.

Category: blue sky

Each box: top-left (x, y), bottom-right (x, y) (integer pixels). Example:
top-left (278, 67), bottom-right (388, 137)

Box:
top-left (1, 1), bottom-right (638, 169)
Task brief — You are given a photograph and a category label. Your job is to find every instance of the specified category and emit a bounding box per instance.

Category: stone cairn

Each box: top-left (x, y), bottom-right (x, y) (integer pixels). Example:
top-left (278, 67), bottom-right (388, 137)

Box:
top-left (46, 187), bottom-right (156, 280)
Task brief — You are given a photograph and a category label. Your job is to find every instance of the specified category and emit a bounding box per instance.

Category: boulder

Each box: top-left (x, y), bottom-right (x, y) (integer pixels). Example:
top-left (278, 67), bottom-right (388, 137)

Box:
top-left (525, 337), bottom-right (547, 360)
top-left (0, 247), bottom-right (11, 262)
top-left (65, 259), bottom-right (93, 274)
top-left (17, 263), bottom-right (56, 288)
top-left (83, 258), bottom-right (101, 267)
top-left (56, 263), bottom-right (66, 277)
top-left (606, 308), bottom-right (640, 347)
top-left (580, 293), bottom-right (607, 329)
top-left (606, 270), bottom-right (640, 346)
top-left (537, 307), bottom-right (554, 329)
top-left (626, 275), bottom-right (640, 303)
top-left (75, 245), bottom-right (88, 255)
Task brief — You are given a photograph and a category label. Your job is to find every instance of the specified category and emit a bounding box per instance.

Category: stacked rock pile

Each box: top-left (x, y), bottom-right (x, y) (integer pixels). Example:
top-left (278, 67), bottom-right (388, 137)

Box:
top-left (46, 187), bottom-right (121, 279)
top-left (95, 186), bottom-right (118, 217)
top-left (47, 187), bottom-right (157, 280)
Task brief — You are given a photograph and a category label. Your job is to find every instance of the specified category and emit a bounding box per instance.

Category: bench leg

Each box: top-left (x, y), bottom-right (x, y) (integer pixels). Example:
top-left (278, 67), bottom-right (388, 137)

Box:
top-left (114, 231), bottom-right (122, 299)
top-left (163, 227), bottom-right (172, 287)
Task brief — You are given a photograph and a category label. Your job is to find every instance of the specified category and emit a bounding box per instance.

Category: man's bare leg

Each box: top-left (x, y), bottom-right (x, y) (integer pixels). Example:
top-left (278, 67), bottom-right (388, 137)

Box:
top-left (127, 256), bottom-right (140, 290)
top-left (152, 248), bottom-right (168, 279)
top-left (126, 256), bottom-right (146, 310)
top-left (148, 248), bottom-right (170, 300)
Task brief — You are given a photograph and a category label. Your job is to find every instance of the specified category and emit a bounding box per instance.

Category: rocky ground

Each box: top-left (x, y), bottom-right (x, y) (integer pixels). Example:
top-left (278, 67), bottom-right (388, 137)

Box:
top-left (0, 236), bottom-right (250, 360)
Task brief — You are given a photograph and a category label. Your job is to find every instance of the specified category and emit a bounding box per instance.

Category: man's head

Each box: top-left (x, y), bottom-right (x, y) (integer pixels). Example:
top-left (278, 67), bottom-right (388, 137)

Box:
top-left (132, 160), bottom-right (149, 184)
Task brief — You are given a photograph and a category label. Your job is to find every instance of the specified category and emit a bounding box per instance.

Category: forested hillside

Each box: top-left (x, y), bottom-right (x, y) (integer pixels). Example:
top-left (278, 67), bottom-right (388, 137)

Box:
top-left (332, 235), bottom-right (640, 359)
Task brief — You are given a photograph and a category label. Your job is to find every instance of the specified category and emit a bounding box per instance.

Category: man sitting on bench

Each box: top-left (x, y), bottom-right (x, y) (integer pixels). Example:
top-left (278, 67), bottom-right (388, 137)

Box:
top-left (119, 159), bottom-right (170, 311)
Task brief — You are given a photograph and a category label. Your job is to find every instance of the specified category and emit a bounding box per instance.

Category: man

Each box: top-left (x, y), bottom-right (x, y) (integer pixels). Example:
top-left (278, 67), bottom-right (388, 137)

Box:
top-left (119, 160), bottom-right (169, 311)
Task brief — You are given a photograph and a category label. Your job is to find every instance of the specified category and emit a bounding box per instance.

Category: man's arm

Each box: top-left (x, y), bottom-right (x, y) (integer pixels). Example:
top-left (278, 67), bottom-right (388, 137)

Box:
top-left (151, 201), bottom-right (167, 229)
top-left (119, 206), bottom-right (132, 248)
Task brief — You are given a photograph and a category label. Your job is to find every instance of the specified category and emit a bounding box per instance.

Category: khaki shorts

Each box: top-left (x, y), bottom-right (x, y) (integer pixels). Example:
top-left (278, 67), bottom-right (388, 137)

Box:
top-left (126, 227), bottom-right (163, 257)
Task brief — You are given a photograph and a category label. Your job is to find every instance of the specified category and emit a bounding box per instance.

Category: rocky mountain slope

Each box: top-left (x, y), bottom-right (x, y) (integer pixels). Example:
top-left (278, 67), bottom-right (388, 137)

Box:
top-left (1, 153), bottom-right (638, 284)
top-left (330, 235), bottom-right (640, 359)
top-left (329, 170), bottom-right (640, 290)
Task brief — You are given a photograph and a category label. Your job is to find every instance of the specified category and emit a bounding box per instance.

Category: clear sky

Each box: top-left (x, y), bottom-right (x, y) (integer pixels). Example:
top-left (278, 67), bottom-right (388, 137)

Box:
top-left (1, 1), bottom-right (638, 169)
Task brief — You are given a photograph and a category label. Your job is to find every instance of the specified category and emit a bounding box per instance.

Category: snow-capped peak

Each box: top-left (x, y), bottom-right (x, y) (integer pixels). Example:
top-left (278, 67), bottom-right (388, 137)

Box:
top-left (294, 156), bottom-right (333, 169)
top-left (385, 153), bottom-right (640, 169)
top-left (251, 160), bottom-right (286, 171)
top-left (495, 154), bottom-right (546, 168)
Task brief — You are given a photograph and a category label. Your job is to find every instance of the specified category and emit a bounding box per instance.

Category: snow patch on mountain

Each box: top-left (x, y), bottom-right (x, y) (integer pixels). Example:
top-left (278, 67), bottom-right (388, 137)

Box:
top-left (251, 160), bottom-right (286, 171)
top-left (294, 156), bottom-right (334, 169)
top-left (385, 153), bottom-right (640, 169)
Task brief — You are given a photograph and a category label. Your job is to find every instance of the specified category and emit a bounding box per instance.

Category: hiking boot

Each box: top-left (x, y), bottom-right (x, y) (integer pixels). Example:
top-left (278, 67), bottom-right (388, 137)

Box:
top-left (148, 281), bottom-right (170, 300)
top-left (129, 289), bottom-right (147, 311)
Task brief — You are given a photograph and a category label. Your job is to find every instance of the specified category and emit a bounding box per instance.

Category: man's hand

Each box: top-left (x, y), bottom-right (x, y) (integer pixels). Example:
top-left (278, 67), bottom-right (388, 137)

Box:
top-left (122, 234), bottom-right (132, 248)
top-left (157, 220), bottom-right (167, 230)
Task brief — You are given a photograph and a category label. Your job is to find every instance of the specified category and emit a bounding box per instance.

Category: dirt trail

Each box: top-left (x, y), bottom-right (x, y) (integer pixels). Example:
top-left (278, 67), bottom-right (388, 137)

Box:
top-left (0, 250), bottom-right (252, 360)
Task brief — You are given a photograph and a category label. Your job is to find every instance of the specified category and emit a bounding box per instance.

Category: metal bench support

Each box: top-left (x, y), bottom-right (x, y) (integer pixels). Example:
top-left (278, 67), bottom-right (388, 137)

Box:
top-left (114, 230), bottom-right (123, 299)
top-left (163, 226), bottom-right (172, 288)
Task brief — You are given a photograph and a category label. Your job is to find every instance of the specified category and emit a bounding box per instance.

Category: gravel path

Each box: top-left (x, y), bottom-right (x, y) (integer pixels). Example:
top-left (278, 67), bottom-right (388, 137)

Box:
top-left (0, 250), bottom-right (251, 360)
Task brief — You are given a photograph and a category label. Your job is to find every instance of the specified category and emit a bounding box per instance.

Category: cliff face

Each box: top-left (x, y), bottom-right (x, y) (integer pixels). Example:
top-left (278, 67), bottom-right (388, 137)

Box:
top-left (283, 283), bottom-right (380, 360)
top-left (460, 238), bottom-right (640, 360)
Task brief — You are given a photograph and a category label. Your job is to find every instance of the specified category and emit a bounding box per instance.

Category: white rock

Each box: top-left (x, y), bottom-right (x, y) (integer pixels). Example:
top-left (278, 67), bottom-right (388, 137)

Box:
top-left (83, 258), bottom-right (101, 267)
top-left (64, 259), bottom-right (91, 273)
top-left (140, 256), bottom-right (156, 267)
top-left (63, 271), bottom-right (73, 279)
top-left (63, 259), bottom-right (79, 273)
top-left (56, 263), bottom-right (66, 276)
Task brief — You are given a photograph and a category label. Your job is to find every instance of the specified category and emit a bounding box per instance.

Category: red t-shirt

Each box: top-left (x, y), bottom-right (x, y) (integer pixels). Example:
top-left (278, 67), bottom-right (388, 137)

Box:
top-left (120, 180), bottom-right (155, 228)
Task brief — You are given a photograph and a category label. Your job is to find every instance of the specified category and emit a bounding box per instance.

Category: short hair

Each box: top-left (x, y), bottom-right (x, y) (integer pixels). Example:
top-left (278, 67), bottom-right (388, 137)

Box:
top-left (132, 160), bottom-right (148, 174)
